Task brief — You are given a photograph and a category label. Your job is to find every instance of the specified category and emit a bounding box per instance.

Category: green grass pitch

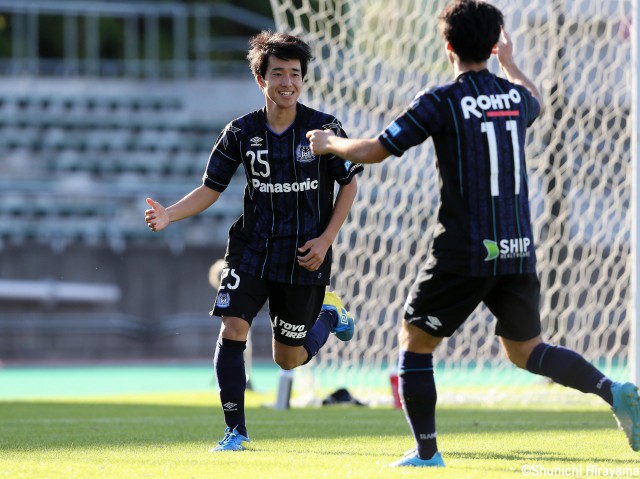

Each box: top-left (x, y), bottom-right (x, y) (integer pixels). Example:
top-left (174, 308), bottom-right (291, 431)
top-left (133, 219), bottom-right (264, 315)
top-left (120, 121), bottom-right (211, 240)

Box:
top-left (2, 389), bottom-right (639, 479)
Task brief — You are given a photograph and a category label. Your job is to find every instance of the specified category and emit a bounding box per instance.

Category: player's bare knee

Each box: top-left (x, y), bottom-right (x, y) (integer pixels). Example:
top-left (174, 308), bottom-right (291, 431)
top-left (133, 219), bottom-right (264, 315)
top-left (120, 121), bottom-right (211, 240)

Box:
top-left (399, 321), bottom-right (441, 353)
top-left (273, 356), bottom-right (298, 370)
top-left (272, 350), bottom-right (300, 370)
top-left (220, 317), bottom-right (249, 341)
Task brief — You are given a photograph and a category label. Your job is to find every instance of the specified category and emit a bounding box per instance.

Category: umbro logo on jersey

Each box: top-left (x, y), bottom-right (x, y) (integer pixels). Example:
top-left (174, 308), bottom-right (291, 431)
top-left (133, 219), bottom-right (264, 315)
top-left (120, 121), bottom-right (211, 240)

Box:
top-left (425, 316), bottom-right (442, 330)
top-left (222, 402), bottom-right (238, 411)
top-left (250, 136), bottom-right (263, 147)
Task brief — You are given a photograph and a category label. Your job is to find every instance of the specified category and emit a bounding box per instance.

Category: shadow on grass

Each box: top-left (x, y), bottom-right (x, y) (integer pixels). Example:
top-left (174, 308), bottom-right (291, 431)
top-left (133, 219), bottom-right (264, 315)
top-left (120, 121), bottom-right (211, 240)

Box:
top-left (447, 449), bottom-right (632, 465)
top-left (0, 399), bottom-right (618, 456)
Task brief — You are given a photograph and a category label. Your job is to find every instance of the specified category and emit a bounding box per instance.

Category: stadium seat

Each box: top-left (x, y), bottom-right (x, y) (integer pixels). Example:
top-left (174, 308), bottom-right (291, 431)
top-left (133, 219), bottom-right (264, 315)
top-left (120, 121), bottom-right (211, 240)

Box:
top-left (0, 82), bottom-right (239, 250)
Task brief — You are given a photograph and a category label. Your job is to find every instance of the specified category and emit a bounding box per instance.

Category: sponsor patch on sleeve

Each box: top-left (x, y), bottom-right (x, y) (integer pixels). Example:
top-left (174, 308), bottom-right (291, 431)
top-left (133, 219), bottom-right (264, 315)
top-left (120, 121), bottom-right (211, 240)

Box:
top-left (387, 121), bottom-right (402, 137)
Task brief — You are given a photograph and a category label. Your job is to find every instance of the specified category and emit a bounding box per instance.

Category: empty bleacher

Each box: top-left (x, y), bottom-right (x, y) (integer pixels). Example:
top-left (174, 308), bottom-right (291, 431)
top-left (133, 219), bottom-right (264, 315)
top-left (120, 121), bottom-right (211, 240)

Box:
top-left (0, 80), bottom-right (258, 252)
top-left (0, 1), bottom-right (272, 360)
top-left (0, 1), bottom-right (271, 253)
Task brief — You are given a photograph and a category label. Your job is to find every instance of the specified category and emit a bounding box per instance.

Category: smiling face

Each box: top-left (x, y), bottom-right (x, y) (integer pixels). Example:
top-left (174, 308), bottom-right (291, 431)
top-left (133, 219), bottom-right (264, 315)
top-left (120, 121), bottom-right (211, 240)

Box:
top-left (257, 55), bottom-right (303, 113)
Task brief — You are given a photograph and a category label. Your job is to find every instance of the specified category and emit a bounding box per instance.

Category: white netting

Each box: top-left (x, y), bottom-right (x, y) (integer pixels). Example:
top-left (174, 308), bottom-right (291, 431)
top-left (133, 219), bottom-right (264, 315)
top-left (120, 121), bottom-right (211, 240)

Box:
top-left (269, 0), bottom-right (633, 397)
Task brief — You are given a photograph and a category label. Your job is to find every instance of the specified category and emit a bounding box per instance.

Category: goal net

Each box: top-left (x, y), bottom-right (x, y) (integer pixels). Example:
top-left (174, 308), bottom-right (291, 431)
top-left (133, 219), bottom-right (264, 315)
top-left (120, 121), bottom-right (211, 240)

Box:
top-left (269, 0), bottom-right (633, 402)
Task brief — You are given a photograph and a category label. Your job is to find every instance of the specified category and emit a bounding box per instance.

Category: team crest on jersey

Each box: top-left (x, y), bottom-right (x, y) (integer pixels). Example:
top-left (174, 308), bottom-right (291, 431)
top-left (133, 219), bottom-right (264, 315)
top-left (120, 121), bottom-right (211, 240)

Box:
top-left (296, 144), bottom-right (316, 163)
top-left (216, 292), bottom-right (231, 308)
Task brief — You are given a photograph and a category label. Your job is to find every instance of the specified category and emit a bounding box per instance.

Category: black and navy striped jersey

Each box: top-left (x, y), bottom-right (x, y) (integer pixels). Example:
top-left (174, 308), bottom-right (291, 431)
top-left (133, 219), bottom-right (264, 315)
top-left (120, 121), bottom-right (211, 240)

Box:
top-left (378, 69), bottom-right (541, 277)
top-left (203, 102), bottom-right (363, 285)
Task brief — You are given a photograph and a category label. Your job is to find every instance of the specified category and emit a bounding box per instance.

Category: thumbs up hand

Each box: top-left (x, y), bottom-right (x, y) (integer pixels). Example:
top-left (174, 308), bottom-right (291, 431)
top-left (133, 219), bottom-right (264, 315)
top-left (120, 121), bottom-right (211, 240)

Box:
top-left (144, 197), bottom-right (170, 232)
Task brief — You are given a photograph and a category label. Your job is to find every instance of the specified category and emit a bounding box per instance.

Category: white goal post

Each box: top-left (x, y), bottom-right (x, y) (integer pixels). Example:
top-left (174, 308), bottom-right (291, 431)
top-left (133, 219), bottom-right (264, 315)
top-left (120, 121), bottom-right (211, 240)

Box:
top-left (632, 0), bottom-right (639, 386)
top-left (270, 0), bottom-right (635, 398)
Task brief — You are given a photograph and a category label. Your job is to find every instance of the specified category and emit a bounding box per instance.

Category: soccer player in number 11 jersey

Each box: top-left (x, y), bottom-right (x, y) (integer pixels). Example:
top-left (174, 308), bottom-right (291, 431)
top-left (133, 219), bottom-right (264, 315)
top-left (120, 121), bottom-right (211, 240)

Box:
top-left (308, 0), bottom-right (640, 467)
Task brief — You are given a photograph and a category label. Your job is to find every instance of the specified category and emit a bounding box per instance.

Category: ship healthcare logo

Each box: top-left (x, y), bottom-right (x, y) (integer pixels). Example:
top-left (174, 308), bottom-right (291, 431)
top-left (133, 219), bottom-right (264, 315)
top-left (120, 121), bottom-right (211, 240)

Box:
top-left (483, 237), bottom-right (531, 261)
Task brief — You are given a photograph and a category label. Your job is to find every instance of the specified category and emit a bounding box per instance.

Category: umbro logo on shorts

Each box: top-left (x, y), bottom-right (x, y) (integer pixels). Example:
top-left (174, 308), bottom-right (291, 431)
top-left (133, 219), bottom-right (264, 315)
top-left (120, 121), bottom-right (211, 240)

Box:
top-left (222, 402), bottom-right (238, 411)
top-left (424, 316), bottom-right (442, 330)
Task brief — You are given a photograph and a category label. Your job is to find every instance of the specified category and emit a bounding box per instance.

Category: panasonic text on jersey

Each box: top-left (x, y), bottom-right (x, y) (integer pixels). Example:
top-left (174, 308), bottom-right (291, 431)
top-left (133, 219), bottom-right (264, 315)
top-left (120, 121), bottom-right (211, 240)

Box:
top-left (251, 178), bottom-right (319, 194)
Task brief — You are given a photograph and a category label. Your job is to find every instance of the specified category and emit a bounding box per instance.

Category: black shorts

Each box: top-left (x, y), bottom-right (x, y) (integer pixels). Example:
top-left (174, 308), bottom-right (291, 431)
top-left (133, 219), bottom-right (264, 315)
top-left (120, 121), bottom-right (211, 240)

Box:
top-left (404, 266), bottom-right (541, 341)
top-left (210, 268), bottom-right (325, 347)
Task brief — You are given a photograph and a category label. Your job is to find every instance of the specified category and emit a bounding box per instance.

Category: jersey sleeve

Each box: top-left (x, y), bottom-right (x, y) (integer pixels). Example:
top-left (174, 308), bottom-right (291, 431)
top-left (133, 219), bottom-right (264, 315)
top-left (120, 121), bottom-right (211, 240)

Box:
top-left (377, 90), bottom-right (445, 157)
top-left (325, 120), bottom-right (364, 184)
top-left (518, 85), bottom-right (542, 127)
top-left (202, 122), bottom-right (242, 192)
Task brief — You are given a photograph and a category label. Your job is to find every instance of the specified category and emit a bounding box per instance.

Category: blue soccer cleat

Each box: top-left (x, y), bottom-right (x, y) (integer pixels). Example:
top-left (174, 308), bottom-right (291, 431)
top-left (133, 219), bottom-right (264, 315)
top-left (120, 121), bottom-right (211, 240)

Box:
top-left (612, 382), bottom-right (640, 452)
top-left (209, 426), bottom-right (250, 452)
top-left (322, 291), bottom-right (355, 341)
top-left (388, 450), bottom-right (445, 467)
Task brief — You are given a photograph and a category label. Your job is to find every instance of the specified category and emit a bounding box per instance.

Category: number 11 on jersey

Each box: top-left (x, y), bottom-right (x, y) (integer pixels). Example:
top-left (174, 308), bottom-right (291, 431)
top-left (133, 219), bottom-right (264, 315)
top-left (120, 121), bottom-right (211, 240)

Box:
top-left (481, 120), bottom-right (521, 197)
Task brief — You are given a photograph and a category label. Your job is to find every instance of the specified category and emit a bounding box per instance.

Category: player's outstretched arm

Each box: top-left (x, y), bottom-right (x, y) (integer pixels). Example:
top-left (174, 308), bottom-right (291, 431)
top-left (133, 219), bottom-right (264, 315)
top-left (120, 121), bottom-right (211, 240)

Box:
top-left (307, 130), bottom-right (390, 165)
top-left (297, 177), bottom-right (357, 271)
top-left (145, 185), bottom-right (220, 232)
top-left (495, 28), bottom-right (544, 113)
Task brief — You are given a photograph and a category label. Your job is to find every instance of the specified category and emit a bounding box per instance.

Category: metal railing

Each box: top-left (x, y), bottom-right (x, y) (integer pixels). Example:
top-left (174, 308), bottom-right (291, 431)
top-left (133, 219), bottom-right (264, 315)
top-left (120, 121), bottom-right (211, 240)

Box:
top-left (0, 1), bottom-right (275, 78)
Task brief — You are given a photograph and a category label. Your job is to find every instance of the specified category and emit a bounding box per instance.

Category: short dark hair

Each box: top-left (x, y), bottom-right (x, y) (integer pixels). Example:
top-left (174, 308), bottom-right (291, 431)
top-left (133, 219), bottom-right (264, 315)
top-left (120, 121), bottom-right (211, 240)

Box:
top-left (438, 0), bottom-right (503, 63)
top-left (247, 30), bottom-right (313, 79)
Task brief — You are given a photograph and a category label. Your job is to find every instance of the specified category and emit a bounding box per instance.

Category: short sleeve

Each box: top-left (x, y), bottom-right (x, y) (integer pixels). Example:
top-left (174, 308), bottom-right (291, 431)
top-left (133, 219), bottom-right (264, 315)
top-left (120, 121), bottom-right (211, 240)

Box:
top-left (378, 90), bottom-right (444, 157)
top-left (203, 122), bottom-right (242, 192)
top-left (518, 86), bottom-right (541, 127)
top-left (324, 120), bottom-right (364, 184)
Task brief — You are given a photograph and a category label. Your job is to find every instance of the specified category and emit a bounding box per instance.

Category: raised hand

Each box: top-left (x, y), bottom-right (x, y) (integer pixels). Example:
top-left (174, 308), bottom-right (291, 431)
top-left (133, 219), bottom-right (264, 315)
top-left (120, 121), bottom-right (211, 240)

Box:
top-left (306, 129), bottom-right (336, 155)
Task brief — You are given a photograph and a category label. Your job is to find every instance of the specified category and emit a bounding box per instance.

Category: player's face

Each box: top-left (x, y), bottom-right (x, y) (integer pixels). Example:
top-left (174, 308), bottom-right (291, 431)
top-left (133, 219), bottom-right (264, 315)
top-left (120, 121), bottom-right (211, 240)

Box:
top-left (258, 56), bottom-right (303, 111)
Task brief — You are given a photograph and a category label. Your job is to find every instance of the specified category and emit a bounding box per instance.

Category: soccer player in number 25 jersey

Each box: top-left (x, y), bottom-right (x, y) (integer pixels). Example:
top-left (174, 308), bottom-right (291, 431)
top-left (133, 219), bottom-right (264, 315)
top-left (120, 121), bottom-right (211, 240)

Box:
top-left (308, 0), bottom-right (640, 467)
top-left (145, 31), bottom-right (362, 452)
